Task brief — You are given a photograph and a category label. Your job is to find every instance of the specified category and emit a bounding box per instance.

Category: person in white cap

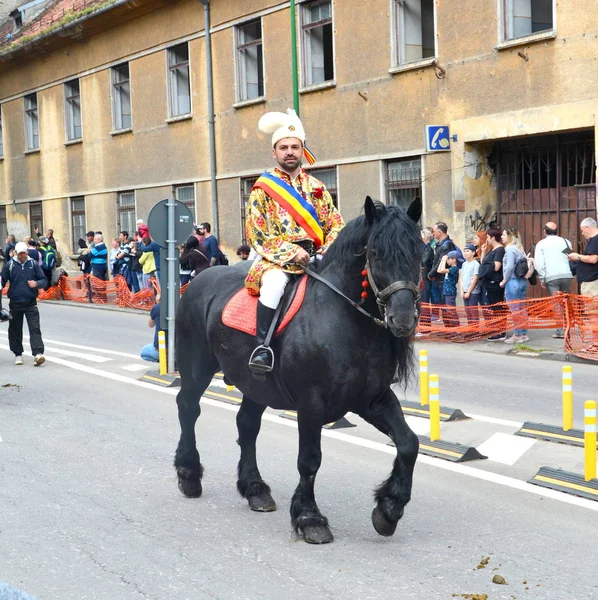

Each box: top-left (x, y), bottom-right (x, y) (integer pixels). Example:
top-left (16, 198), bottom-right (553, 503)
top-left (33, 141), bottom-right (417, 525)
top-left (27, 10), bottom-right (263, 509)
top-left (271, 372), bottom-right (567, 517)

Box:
top-left (0, 241), bottom-right (47, 366)
top-left (245, 108), bottom-right (344, 374)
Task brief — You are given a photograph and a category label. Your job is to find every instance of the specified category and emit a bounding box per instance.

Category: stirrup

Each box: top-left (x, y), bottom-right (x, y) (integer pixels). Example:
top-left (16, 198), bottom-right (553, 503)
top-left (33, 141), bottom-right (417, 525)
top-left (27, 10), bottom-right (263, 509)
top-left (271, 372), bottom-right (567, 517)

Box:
top-left (248, 345), bottom-right (275, 374)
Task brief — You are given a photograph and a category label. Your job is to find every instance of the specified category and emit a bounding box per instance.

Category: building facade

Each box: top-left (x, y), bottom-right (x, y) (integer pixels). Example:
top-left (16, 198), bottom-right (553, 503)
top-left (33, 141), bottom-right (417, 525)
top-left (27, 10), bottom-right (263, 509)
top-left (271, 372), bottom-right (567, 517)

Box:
top-left (0, 0), bottom-right (596, 273)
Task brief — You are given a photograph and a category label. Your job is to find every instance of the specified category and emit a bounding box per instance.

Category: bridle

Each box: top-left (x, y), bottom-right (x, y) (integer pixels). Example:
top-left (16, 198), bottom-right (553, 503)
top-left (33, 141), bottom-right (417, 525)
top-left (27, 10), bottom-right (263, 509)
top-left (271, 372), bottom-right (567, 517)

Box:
top-left (303, 258), bottom-right (420, 329)
top-left (364, 259), bottom-right (421, 325)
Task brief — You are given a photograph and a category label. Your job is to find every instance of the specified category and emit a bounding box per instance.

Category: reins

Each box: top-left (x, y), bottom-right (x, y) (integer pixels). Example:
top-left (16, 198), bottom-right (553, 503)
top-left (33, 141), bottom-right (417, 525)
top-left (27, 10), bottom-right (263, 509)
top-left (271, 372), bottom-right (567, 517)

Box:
top-left (303, 265), bottom-right (387, 328)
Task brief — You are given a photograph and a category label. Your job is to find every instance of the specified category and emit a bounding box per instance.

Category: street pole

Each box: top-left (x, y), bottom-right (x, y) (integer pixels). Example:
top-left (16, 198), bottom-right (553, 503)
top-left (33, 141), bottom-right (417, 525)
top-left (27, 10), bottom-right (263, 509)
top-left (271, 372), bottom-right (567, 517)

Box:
top-left (198, 0), bottom-right (219, 239)
top-left (290, 0), bottom-right (300, 115)
top-left (166, 198), bottom-right (176, 373)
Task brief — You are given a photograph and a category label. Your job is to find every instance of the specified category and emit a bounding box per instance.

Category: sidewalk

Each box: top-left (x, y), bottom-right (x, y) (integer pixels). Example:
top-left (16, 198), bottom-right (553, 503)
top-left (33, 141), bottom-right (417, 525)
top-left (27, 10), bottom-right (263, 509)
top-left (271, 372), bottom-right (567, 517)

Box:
top-left (421, 327), bottom-right (597, 365)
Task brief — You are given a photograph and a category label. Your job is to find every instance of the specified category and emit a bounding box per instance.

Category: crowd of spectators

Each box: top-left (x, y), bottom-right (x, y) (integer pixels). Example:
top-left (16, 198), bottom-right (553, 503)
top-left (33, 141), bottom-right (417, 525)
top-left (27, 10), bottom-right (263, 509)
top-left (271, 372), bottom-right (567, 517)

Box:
top-left (419, 217), bottom-right (598, 344)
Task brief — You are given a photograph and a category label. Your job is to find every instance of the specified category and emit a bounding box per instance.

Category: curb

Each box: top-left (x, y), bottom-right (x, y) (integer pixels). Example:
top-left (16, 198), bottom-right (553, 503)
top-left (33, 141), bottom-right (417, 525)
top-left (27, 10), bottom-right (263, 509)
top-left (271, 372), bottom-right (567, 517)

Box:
top-left (538, 351), bottom-right (598, 365)
top-left (39, 300), bottom-right (149, 315)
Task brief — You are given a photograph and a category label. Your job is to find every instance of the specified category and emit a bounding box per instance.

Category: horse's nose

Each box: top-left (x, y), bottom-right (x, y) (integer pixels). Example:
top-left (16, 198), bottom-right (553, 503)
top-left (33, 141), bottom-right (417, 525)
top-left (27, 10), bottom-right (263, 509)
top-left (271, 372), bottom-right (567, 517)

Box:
top-left (387, 312), bottom-right (418, 337)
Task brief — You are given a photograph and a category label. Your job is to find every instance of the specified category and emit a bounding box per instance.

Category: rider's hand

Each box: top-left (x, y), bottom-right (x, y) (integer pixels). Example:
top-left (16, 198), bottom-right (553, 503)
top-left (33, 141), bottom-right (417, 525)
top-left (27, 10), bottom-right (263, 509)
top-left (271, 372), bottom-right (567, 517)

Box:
top-left (293, 248), bottom-right (310, 266)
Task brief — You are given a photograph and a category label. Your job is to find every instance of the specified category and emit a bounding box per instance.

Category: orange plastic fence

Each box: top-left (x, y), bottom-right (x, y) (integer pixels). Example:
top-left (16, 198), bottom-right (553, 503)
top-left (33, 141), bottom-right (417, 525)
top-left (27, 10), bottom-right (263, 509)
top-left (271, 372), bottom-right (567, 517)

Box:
top-left (3, 276), bottom-right (597, 361)
top-left (3, 274), bottom-right (157, 310)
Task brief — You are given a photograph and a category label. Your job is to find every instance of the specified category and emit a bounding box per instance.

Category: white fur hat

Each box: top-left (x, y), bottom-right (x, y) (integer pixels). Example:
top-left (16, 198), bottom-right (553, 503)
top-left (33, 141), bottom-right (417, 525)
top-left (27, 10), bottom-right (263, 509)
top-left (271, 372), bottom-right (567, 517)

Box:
top-left (258, 108), bottom-right (305, 147)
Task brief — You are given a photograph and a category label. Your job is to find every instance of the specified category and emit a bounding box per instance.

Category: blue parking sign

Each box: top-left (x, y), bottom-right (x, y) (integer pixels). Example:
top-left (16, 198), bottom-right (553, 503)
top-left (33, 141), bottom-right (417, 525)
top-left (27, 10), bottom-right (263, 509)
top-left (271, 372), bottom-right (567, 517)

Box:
top-left (425, 125), bottom-right (451, 152)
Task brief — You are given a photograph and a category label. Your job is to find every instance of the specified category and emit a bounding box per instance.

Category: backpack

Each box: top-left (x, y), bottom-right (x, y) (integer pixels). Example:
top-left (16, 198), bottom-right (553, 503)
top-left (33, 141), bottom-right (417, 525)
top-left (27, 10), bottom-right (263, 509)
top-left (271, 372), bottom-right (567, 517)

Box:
top-left (441, 239), bottom-right (464, 262)
top-left (441, 238), bottom-right (465, 269)
top-left (42, 247), bottom-right (56, 270)
top-left (218, 250), bottom-right (229, 266)
top-left (514, 252), bottom-right (536, 280)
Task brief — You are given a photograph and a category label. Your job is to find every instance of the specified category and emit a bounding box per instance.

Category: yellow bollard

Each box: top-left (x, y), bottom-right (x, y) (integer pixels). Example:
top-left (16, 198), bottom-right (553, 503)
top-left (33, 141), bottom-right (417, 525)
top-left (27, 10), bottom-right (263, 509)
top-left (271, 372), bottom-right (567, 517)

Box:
top-left (419, 349), bottom-right (429, 407)
top-left (429, 374), bottom-right (440, 442)
top-left (158, 331), bottom-right (167, 376)
top-left (584, 400), bottom-right (597, 481)
top-left (562, 365), bottom-right (573, 432)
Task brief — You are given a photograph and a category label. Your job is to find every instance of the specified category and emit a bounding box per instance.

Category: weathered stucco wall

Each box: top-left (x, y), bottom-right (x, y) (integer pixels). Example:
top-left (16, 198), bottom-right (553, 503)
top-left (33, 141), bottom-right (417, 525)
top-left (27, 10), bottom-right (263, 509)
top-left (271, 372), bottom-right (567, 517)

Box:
top-left (0, 0), bottom-right (597, 250)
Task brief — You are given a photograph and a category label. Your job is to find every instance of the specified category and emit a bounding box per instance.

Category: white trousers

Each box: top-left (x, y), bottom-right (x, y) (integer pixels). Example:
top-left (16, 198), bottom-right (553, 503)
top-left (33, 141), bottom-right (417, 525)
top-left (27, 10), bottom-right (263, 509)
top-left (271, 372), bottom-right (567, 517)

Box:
top-left (259, 269), bottom-right (291, 309)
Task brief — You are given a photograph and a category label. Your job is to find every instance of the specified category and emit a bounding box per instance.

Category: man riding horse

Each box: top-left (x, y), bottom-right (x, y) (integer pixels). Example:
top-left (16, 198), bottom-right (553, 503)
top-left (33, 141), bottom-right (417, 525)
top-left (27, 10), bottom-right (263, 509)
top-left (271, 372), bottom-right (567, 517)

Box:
top-left (245, 109), bottom-right (345, 374)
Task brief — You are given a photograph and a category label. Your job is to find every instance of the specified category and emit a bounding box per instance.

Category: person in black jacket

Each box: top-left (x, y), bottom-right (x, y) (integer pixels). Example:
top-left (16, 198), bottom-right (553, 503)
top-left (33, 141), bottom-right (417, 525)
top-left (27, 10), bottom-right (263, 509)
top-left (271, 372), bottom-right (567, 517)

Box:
top-left (418, 228), bottom-right (435, 332)
top-left (3, 234), bottom-right (16, 262)
top-left (427, 222), bottom-right (457, 308)
top-left (0, 242), bottom-right (47, 366)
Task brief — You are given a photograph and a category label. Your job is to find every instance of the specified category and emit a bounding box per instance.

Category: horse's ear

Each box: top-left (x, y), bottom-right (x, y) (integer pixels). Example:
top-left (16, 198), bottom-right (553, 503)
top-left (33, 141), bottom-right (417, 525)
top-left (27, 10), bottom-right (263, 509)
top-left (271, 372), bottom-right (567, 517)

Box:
top-left (364, 196), bottom-right (376, 225)
top-left (407, 196), bottom-right (422, 223)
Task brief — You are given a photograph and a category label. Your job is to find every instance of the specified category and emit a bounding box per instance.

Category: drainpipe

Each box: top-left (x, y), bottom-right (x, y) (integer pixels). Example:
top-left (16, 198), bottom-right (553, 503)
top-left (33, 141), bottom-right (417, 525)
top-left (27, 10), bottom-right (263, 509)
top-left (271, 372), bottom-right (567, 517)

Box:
top-left (290, 0), bottom-right (300, 115)
top-left (197, 0), bottom-right (219, 239)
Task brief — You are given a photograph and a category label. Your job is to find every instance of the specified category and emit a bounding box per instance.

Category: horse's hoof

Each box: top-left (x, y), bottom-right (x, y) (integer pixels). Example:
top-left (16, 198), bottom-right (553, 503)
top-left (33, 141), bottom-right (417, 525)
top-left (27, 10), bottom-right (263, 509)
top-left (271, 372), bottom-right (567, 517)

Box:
top-left (178, 476), bottom-right (202, 498)
top-left (248, 492), bottom-right (277, 512)
top-left (302, 524), bottom-right (334, 545)
top-left (371, 505), bottom-right (399, 537)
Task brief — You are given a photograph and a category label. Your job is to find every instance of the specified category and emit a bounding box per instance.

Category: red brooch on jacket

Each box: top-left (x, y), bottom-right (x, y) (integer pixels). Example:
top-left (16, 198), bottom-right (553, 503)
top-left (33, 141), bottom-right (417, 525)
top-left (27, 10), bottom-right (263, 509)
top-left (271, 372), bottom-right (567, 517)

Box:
top-left (312, 187), bottom-right (324, 199)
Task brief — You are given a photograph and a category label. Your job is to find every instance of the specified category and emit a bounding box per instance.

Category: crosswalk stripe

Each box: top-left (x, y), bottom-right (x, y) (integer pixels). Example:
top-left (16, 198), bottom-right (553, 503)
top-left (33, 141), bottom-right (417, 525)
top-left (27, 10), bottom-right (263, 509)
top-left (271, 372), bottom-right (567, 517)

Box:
top-left (43, 347), bottom-right (112, 363)
top-left (120, 364), bottom-right (150, 372)
top-left (0, 333), bottom-right (139, 359)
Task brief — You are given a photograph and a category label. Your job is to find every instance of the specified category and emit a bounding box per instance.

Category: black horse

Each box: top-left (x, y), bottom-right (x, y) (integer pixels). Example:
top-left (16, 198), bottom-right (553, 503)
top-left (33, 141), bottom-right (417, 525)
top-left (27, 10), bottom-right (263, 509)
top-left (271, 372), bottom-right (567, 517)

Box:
top-left (174, 196), bottom-right (423, 544)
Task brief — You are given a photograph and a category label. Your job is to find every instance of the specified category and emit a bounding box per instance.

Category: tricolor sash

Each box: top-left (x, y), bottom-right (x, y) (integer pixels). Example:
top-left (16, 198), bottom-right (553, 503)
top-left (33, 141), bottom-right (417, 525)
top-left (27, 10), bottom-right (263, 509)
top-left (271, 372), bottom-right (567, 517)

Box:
top-left (253, 172), bottom-right (324, 248)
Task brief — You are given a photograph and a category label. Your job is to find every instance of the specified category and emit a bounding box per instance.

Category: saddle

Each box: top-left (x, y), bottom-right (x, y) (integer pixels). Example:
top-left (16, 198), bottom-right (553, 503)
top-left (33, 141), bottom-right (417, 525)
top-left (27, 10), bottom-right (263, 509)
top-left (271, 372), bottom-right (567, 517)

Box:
top-left (222, 275), bottom-right (308, 336)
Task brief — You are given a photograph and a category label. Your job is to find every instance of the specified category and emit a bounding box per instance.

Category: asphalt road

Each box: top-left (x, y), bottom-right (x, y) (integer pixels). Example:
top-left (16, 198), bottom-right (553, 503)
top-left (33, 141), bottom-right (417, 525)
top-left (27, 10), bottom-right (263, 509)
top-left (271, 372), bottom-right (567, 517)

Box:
top-left (1, 303), bottom-right (597, 600)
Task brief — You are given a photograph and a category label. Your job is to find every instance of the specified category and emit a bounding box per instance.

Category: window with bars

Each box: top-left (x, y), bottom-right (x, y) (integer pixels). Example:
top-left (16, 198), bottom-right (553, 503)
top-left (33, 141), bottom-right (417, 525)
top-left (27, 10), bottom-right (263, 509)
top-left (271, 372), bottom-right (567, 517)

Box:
top-left (0, 206), bottom-right (7, 248)
top-left (24, 93), bottom-right (39, 151)
top-left (386, 158), bottom-right (422, 213)
top-left (0, 106), bottom-right (4, 158)
top-left (64, 79), bottom-right (82, 141)
top-left (71, 197), bottom-right (86, 252)
top-left (175, 185), bottom-right (196, 223)
top-left (112, 63), bottom-right (132, 131)
top-left (301, 0), bottom-right (334, 86)
top-left (393, 0), bottom-right (436, 66)
top-left (240, 176), bottom-right (259, 244)
top-left (236, 19), bottom-right (264, 102)
top-left (309, 167), bottom-right (338, 208)
top-left (29, 201), bottom-right (43, 238)
top-left (168, 43), bottom-right (191, 117)
top-left (503, 0), bottom-right (553, 41)
top-left (117, 192), bottom-right (136, 236)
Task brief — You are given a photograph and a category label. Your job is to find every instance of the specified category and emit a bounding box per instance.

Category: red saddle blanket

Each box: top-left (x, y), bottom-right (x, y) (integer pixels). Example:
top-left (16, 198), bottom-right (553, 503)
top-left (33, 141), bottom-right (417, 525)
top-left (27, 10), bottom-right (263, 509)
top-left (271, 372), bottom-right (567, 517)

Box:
top-left (222, 276), bottom-right (308, 336)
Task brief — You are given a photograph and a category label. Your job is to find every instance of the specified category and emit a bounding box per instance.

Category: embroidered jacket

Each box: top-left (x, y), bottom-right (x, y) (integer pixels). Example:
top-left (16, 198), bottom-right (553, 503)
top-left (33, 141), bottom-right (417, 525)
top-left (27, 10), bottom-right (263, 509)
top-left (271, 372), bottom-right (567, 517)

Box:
top-left (245, 168), bottom-right (345, 295)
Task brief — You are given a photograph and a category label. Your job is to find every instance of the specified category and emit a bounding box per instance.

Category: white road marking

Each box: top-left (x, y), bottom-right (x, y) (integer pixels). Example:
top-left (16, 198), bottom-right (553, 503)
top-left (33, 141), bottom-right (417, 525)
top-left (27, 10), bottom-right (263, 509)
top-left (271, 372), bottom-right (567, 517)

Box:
top-left (42, 346), bottom-right (112, 363)
top-left (462, 412), bottom-right (523, 428)
top-left (2, 343), bottom-right (596, 513)
top-left (0, 333), bottom-right (139, 359)
top-left (120, 364), bottom-right (150, 372)
top-left (405, 416), bottom-right (430, 436)
top-left (477, 432), bottom-right (536, 465)
top-left (211, 379), bottom-right (229, 389)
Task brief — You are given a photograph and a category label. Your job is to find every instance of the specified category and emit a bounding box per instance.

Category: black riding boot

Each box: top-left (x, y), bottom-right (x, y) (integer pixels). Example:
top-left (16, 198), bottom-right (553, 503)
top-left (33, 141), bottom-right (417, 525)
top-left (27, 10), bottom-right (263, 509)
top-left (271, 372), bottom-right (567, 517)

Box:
top-left (248, 302), bottom-right (277, 374)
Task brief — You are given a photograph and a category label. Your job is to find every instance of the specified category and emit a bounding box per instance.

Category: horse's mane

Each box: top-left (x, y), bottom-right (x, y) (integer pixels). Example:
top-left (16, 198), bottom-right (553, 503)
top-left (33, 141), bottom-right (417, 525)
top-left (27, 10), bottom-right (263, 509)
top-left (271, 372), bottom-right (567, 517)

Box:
top-left (321, 201), bottom-right (422, 272)
top-left (318, 214), bottom-right (368, 272)
top-left (319, 201), bottom-right (423, 388)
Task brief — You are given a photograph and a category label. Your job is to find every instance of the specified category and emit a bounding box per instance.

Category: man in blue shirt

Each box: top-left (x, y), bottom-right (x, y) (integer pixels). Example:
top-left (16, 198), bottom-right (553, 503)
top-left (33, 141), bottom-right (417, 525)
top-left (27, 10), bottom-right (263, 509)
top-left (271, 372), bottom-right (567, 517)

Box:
top-left (140, 300), bottom-right (162, 362)
top-left (198, 222), bottom-right (220, 266)
top-left (89, 233), bottom-right (108, 280)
